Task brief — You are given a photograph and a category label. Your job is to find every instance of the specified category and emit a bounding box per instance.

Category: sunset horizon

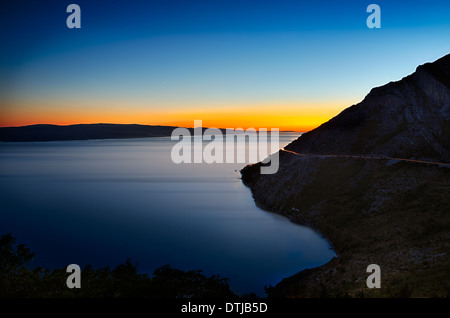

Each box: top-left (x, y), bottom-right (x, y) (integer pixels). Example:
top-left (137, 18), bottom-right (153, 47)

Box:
top-left (1, 99), bottom-right (351, 131)
top-left (0, 121), bottom-right (314, 132)
top-left (0, 109), bottom-right (338, 132)
top-left (2, 1), bottom-right (449, 135)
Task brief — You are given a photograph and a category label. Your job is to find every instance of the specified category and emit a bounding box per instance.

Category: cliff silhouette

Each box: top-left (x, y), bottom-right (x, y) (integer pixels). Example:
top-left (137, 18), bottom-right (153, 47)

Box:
top-left (242, 54), bottom-right (450, 297)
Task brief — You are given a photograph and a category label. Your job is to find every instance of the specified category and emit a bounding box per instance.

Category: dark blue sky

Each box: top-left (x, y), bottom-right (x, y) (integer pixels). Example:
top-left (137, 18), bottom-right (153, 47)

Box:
top-left (3, 0), bottom-right (448, 63)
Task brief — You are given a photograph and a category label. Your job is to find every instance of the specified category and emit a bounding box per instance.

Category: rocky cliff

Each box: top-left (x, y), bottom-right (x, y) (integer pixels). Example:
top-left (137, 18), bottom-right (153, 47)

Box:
top-left (242, 54), bottom-right (450, 297)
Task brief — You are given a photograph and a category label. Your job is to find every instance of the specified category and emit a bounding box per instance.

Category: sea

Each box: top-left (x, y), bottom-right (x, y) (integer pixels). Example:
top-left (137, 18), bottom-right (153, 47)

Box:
top-left (0, 132), bottom-right (335, 296)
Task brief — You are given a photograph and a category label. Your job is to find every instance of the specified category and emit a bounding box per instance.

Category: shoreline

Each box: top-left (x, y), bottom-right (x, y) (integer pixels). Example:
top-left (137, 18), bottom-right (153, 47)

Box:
top-left (240, 157), bottom-right (450, 298)
top-left (250, 196), bottom-right (339, 259)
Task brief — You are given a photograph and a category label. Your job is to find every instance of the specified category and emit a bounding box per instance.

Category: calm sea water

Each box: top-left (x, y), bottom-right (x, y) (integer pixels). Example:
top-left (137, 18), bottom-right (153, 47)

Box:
top-left (0, 132), bottom-right (335, 295)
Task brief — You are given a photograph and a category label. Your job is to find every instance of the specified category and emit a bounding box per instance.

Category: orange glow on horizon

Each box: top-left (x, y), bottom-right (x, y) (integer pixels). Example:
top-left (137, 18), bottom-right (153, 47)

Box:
top-left (0, 100), bottom-right (349, 132)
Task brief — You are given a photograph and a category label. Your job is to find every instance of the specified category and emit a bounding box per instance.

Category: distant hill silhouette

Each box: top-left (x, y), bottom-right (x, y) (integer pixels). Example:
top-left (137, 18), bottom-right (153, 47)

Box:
top-left (0, 123), bottom-right (180, 142)
top-left (0, 123), bottom-right (290, 142)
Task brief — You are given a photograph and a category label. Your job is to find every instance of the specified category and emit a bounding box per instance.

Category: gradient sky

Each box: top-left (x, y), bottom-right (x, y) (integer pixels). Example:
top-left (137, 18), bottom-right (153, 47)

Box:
top-left (1, 0), bottom-right (449, 131)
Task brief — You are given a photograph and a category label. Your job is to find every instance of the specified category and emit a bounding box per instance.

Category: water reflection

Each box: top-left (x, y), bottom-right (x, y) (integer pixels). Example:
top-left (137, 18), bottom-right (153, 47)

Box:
top-left (0, 133), bottom-right (335, 295)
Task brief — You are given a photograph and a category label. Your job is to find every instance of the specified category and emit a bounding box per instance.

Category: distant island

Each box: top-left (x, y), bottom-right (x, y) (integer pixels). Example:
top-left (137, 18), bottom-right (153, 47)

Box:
top-left (0, 123), bottom-right (181, 142)
top-left (0, 123), bottom-right (297, 142)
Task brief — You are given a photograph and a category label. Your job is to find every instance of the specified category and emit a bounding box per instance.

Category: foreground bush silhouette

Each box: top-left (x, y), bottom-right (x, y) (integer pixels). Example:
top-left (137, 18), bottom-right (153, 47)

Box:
top-left (0, 233), bottom-right (237, 298)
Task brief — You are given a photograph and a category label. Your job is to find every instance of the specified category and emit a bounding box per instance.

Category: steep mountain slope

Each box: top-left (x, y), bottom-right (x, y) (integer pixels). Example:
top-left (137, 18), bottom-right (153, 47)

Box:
top-left (286, 54), bottom-right (450, 162)
top-left (242, 54), bottom-right (450, 297)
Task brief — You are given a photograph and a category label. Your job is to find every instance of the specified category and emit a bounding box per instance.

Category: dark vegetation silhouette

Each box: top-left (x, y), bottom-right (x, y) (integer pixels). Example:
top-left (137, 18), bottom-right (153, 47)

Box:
top-left (0, 233), bottom-right (237, 298)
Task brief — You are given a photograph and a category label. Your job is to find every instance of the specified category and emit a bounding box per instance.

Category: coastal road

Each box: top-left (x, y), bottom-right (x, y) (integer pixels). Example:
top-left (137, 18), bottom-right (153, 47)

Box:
top-left (281, 149), bottom-right (450, 167)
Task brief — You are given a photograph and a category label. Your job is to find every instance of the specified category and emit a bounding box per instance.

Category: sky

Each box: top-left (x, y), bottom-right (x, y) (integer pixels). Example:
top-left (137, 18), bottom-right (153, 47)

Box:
top-left (1, 0), bottom-right (449, 131)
